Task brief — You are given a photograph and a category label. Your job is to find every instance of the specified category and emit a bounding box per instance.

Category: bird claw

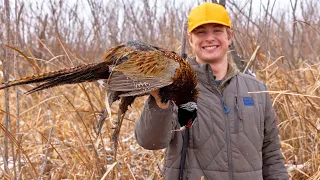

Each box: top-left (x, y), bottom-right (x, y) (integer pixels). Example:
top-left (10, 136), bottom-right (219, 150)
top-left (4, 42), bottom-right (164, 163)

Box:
top-left (171, 120), bottom-right (195, 132)
top-left (171, 126), bottom-right (186, 132)
top-left (96, 109), bottom-right (109, 135)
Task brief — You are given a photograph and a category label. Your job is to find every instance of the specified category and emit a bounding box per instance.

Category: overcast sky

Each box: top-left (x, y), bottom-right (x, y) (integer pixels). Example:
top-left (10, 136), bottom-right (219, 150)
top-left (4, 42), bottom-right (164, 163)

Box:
top-left (12, 0), bottom-right (301, 32)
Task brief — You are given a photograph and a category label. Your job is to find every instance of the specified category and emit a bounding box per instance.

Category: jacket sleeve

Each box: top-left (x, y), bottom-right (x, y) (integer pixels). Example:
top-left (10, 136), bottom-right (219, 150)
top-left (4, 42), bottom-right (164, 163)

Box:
top-left (262, 93), bottom-right (289, 180)
top-left (134, 95), bottom-right (178, 150)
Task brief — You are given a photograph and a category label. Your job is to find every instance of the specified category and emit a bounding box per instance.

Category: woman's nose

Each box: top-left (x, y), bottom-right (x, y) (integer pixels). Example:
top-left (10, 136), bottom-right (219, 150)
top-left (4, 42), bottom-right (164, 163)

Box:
top-left (205, 32), bottom-right (215, 42)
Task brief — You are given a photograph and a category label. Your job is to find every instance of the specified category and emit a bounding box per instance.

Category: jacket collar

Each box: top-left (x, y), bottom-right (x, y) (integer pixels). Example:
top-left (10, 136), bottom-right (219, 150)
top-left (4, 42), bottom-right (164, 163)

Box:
top-left (188, 57), bottom-right (239, 90)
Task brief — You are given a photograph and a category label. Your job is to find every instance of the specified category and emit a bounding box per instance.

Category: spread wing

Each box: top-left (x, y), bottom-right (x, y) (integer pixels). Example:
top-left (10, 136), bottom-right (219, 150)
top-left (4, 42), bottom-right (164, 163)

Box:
top-left (106, 50), bottom-right (180, 97)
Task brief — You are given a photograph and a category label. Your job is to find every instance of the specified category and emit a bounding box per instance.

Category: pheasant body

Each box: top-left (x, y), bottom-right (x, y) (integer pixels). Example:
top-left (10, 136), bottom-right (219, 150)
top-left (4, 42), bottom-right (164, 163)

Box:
top-left (0, 40), bottom-right (199, 160)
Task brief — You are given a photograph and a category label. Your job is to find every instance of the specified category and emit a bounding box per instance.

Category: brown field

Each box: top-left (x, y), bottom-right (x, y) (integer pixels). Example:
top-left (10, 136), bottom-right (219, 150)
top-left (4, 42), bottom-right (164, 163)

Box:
top-left (0, 0), bottom-right (319, 179)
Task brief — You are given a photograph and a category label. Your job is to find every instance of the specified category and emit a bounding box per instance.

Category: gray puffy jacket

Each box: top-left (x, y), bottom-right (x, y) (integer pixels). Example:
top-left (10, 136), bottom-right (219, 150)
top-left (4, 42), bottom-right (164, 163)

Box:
top-left (134, 58), bottom-right (289, 180)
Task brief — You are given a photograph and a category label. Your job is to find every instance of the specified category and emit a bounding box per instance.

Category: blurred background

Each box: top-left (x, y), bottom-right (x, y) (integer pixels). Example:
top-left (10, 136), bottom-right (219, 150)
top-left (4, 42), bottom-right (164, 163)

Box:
top-left (0, 0), bottom-right (319, 179)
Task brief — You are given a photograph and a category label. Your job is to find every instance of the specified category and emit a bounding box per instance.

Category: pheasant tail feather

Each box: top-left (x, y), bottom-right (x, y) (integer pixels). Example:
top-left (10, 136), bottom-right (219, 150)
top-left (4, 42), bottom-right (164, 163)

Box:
top-left (0, 61), bottom-right (112, 94)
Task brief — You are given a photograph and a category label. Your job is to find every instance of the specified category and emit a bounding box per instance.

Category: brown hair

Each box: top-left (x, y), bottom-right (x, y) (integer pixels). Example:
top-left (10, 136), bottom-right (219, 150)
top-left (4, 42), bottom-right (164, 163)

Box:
top-left (226, 27), bottom-right (233, 39)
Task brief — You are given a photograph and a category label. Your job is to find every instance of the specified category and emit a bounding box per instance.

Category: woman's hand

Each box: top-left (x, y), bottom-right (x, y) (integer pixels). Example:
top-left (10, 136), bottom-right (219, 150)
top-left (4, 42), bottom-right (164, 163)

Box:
top-left (150, 89), bottom-right (169, 109)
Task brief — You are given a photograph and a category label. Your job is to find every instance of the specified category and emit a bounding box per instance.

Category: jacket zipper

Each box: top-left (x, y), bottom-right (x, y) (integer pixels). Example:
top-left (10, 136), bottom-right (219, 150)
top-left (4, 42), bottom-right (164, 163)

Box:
top-left (221, 98), bottom-right (233, 180)
top-left (234, 76), bottom-right (241, 135)
top-left (206, 68), bottom-right (233, 180)
top-left (212, 86), bottom-right (233, 180)
top-left (234, 96), bottom-right (239, 134)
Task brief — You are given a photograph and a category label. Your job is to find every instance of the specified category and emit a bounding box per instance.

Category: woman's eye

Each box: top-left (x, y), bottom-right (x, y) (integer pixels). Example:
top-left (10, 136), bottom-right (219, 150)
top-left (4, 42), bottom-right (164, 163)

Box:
top-left (214, 28), bottom-right (224, 33)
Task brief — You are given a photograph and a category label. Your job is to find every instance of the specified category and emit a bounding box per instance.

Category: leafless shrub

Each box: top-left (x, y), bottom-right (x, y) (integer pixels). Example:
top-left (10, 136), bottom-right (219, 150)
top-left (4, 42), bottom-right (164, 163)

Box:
top-left (0, 0), bottom-right (319, 179)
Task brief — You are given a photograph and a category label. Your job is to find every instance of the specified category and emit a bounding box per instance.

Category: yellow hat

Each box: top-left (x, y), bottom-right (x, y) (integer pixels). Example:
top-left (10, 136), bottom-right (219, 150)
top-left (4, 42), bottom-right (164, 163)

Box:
top-left (188, 3), bottom-right (232, 32)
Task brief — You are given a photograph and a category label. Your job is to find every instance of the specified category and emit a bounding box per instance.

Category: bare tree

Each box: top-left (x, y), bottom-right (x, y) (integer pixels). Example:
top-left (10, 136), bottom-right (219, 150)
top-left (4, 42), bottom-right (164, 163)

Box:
top-left (0, 0), bottom-right (319, 179)
top-left (290, 0), bottom-right (298, 62)
top-left (3, 0), bottom-right (11, 175)
top-left (221, 0), bottom-right (246, 72)
top-left (14, 1), bottom-right (23, 179)
top-left (219, 0), bottom-right (226, 7)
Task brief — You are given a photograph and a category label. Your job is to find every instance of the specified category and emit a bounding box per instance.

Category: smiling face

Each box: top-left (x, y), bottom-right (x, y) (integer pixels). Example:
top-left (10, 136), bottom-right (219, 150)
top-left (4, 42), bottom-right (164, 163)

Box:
top-left (188, 23), bottom-right (233, 65)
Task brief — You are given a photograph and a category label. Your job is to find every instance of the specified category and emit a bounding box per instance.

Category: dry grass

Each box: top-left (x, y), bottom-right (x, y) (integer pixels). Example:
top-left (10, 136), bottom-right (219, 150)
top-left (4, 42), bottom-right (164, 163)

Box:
top-left (0, 74), bottom-right (165, 179)
top-left (255, 55), bottom-right (320, 180)
top-left (0, 43), bottom-right (319, 180)
top-left (0, 0), bottom-right (319, 179)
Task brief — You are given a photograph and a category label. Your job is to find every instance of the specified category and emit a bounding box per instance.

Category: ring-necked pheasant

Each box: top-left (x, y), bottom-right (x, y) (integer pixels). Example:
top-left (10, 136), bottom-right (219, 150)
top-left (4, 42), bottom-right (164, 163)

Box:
top-left (0, 40), bottom-right (199, 160)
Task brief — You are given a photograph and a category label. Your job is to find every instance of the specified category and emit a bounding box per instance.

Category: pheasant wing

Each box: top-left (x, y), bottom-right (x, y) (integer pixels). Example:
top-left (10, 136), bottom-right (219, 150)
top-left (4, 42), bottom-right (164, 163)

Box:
top-left (106, 50), bottom-right (180, 96)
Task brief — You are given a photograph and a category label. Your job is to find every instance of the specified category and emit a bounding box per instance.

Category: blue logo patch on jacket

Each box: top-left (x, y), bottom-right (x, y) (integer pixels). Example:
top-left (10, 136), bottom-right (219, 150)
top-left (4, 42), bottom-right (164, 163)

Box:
top-left (243, 97), bottom-right (254, 106)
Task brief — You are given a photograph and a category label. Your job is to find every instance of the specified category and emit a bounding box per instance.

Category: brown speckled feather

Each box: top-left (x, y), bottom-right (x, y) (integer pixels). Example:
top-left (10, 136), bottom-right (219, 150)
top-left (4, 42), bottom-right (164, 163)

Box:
top-left (0, 40), bottom-right (199, 162)
top-left (107, 51), bottom-right (179, 96)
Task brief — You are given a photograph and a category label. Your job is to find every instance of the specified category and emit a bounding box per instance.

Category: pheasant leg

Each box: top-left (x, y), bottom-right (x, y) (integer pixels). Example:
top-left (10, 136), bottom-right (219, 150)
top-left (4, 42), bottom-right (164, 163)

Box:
top-left (96, 109), bottom-right (109, 135)
top-left (112, 108), bottom-right (126, 161)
